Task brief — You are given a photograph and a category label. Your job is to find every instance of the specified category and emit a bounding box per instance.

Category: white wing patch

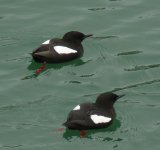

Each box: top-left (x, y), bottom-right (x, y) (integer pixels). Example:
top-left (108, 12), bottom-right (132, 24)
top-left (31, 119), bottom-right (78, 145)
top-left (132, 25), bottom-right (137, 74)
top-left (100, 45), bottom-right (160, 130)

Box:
top-left (73, 105), bottom-right (80, 111)
top-left (42, 40), bottom-right (50, 44)
top-left (54, 46), bottom-right (77, 55)
top-left (90, 115), bottom-right (111, 124)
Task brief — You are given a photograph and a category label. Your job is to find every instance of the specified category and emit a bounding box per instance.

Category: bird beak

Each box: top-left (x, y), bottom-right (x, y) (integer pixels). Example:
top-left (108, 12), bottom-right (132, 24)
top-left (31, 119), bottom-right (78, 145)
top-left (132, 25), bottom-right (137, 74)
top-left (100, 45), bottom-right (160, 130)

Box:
top-left (84, 34), bottom-right (93, 38)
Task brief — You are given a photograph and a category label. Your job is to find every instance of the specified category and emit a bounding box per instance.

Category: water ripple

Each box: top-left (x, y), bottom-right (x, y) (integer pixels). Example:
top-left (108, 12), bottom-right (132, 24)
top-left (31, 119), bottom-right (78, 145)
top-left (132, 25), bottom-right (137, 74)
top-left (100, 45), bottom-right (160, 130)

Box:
top-left (112, 78), bottom-right (160, 92)
top-left (80, 74), bottom-right (95, 78)
top-left (84, 78), bottom-right (160, 97)
top-left (0, 95), bottom-right (51, 111)
top-left (6, 56), bottom-right (31, 62)
top-left (117, 50), bottom-right (142, 56)
top-left (68, 81), bottom-right (81, 84)
top-left (1, 145), bottom-right (22, 148)
top-left (0, 36), bottom-right (17, 47)
top-left (0, 122), bottom-right (52, 129)
top-left (88, 7), bottom-right (106, 11)
top-left (67, 72), bottom-right (95, 78)
top-left (91, 35), bottom-right (119, 40)
top-left (0, 16), bottom-right (4, 20)
top-left (124, 64), bottom-right (160, 71)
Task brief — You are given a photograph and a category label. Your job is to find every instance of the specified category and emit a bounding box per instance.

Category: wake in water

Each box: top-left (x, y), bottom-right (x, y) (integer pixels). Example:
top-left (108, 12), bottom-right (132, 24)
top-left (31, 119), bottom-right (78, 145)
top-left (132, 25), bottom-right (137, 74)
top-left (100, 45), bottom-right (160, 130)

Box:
top-left (84, 78), bottom-right (160, 97)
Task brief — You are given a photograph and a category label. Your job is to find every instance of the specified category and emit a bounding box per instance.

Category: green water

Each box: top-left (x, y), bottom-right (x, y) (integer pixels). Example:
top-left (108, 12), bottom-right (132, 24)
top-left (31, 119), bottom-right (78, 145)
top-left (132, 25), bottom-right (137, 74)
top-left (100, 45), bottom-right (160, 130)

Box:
top-left (0, 0), bottom-right (160, 149)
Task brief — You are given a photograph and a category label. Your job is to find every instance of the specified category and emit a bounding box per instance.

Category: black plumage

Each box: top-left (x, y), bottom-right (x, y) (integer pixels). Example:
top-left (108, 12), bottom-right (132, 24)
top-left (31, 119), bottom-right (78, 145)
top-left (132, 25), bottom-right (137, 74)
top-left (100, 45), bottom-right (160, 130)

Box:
top-left (63, 92), bottom-right (124, 130)
top-left (32, 31), bottom-right (92, 63)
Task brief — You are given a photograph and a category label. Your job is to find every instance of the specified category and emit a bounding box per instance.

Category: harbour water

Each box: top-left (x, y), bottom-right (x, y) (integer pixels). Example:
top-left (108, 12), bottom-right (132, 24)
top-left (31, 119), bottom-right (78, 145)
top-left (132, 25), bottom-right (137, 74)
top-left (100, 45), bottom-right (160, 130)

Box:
top-left (0, 0), bottom-right (160, 149)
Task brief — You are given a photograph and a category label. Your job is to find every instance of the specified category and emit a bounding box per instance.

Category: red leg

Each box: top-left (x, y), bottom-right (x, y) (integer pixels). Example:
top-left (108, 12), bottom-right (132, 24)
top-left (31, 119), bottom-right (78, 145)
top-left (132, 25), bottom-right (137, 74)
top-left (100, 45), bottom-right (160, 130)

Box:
top-left (21, 62), bottom-right (47, 80)
top-left (80, 130), bottom-right (86, 138)
top-left (35, 62), bottom-right (47, 75)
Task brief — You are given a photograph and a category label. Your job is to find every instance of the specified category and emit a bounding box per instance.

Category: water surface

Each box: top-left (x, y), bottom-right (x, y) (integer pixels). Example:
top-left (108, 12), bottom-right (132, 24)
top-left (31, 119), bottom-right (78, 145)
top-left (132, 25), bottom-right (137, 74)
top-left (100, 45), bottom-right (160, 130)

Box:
top-left (0, 0), bottom-right (160, 149)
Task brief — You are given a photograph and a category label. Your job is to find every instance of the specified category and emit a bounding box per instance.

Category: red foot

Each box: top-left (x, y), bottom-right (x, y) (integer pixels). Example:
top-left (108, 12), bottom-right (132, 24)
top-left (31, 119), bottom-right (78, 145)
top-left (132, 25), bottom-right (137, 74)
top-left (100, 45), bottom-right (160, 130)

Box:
top-left (80, 130), bottom-right (86, 138)
top-left (35, 62), bottom-right (47, 75)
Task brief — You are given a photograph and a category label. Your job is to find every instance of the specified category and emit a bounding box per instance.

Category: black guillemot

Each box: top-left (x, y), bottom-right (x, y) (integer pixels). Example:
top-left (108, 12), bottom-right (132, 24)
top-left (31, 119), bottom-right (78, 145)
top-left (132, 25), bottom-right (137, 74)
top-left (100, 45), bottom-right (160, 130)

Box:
top-left (32, 31), bottom-right (92, 63)
top-left (63, 92), bottom-right (124, 130)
